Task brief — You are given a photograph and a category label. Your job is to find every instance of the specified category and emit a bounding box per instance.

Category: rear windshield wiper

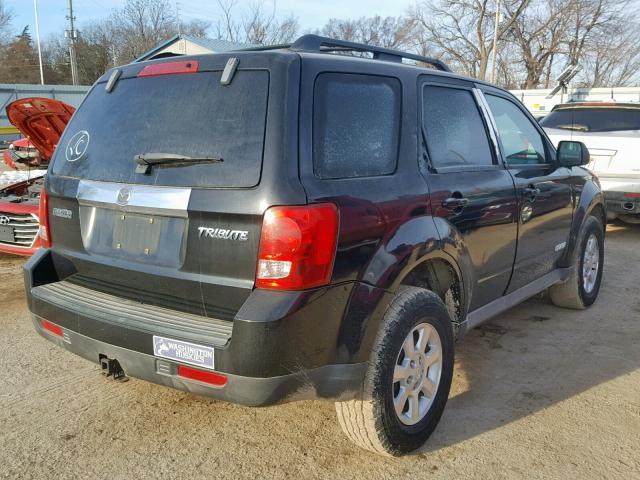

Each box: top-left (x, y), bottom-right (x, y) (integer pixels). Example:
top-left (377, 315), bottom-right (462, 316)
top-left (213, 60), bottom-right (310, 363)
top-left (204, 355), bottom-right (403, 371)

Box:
top-left (134, 153), bottom-right (223, 174)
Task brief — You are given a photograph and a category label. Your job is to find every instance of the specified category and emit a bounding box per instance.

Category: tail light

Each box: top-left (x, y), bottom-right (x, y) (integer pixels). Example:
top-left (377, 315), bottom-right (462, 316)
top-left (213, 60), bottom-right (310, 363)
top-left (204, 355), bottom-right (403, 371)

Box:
top-left (38, 189), bottom-right (51, 248)
top-left (624, 193), bottom-right (640, 198)
top-left (256, 203), bottom-right (339, 290)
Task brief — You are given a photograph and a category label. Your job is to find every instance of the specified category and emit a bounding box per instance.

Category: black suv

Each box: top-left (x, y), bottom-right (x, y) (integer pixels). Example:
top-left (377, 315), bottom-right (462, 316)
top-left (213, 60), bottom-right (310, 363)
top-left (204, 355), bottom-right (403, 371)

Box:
top-left (24, 35), bottom-right (605, 456)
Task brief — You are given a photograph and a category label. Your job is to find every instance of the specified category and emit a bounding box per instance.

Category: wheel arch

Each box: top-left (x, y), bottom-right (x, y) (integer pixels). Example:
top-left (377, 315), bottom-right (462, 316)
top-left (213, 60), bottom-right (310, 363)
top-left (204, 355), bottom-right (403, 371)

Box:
top-left (393, 253), bottom-right (467, 337)
top-left (561, 177), bottom-right (606, 268)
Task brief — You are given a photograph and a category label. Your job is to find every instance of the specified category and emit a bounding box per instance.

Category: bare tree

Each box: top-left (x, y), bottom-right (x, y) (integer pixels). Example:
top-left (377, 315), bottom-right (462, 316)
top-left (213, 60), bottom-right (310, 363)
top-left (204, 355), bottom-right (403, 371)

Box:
top-left (503, 0), bottom-right (568, 88)
top-left (580, 28), bottom-right (640, 87)
top-left (410, 0), bottom-right (530, 80)
top-left (214, 0), bottom-right (299, 45)
top-left (109, 0), bottom-right (179, 60)
top-left (318, 16), bottom-right (418, 49)
top-left (0, 0), bottom-right (12, 44)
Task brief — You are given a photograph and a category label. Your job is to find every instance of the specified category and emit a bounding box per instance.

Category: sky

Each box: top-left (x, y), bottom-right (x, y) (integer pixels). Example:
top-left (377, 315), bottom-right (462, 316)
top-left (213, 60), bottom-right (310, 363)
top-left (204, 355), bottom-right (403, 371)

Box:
top-left (6, 0), bottom-right (418, 40)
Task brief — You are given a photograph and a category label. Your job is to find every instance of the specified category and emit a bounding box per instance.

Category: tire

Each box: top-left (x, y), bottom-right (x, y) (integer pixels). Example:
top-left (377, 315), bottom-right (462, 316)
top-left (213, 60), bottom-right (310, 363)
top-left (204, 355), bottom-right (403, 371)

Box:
top-left (335, 287), bottom-right (454, 456)
top-left (549, 215), bottom-right (604, 309)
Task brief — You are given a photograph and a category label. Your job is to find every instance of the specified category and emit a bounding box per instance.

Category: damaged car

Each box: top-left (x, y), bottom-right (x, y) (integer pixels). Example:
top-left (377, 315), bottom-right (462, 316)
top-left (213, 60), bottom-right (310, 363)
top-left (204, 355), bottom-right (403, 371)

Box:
top-left (0, 97), bottom-right (74, 255)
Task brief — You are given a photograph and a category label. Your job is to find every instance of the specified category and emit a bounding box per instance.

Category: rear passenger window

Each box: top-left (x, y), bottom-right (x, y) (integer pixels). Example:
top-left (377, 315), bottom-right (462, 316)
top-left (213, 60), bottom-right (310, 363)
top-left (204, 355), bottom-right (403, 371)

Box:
top-left (313, 73), bottom-right (400, 179)
top-left (422, 85), bottom-right (494, 169)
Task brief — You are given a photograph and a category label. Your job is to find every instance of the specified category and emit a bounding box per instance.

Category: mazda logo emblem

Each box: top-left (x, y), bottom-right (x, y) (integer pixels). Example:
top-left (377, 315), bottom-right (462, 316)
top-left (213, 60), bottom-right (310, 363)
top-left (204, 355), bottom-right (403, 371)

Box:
top-left (0, 215), bottom-right (9, 226)
top-left (117, 187), bottom-right (131, 206)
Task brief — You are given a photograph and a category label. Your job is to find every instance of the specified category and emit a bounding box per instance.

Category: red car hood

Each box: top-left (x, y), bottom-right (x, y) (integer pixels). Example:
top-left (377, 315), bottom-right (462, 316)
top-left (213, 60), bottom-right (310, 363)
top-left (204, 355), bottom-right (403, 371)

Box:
top-left (11, 137), bottom-right (34, 149)
top-left (6, 98), bottom-right (75, 161)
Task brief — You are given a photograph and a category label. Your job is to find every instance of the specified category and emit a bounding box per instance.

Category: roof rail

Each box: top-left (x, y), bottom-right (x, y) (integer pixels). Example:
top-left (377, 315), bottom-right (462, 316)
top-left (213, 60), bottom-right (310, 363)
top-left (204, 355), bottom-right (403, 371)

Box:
top-left (290, 35), bottom-right (451, 72)
top-left (234, 35), bottom-right (452, 72)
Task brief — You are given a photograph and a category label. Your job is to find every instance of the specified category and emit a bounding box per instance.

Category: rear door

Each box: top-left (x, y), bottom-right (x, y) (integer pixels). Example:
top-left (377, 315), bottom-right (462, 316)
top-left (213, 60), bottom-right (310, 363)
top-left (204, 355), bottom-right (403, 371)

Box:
top-left (481, 89), bottom-right (573, 291)
top-left (420, 78), bottom-right (518, 310)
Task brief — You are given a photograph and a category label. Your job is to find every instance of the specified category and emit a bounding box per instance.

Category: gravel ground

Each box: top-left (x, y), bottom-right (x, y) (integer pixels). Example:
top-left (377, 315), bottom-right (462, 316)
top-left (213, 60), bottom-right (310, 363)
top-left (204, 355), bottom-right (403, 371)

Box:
top-left (0, 223), bottom-right (639, 480)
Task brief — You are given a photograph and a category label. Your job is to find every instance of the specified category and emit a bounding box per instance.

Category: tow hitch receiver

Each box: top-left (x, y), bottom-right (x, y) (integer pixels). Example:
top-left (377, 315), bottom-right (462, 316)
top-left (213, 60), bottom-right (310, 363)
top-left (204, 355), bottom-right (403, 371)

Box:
top-left (99, 354), bottom-right (129, 382)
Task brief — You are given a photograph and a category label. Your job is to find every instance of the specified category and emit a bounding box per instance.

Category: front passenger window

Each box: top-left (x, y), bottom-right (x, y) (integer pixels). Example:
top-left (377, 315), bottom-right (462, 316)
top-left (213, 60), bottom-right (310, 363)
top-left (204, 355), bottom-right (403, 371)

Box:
top-left (485, 95), bottom-right (547, 166)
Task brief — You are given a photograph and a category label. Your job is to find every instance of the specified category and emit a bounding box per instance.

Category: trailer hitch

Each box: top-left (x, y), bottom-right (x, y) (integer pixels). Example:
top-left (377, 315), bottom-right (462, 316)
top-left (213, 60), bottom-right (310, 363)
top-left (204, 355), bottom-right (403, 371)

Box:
top-left (99, 354), bottom-right (129, 382)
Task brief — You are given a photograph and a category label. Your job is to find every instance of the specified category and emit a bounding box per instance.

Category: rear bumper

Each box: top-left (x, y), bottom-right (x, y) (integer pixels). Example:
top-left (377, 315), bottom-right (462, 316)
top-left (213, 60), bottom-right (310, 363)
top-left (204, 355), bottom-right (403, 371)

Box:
top-left (24, 249), bottom-right (385, 405)
top-left (0, 242), bottom-right (39, 256)
top-left (31, 314), bottom-right (366, 406)
top-left (602, 191), bottom-right (640, 217)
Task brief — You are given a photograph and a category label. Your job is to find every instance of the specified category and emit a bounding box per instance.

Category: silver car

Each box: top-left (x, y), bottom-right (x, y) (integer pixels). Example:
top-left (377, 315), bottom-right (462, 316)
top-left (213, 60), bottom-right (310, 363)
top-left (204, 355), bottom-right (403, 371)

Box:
top-left (541, 102), bottom-right (640, 224)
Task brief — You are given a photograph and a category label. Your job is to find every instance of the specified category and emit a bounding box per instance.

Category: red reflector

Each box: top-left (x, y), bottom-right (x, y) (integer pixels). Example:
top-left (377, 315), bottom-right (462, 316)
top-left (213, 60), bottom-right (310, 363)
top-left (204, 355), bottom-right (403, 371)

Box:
top-left (41, 319), bottom-right (63, 337)
top-left (624, 193), bottom-right (640, 198)
top-left (255, 203), bottom-right (339, 290)
top-left (178, 365), bottom-right (227, 387)
top-left (138, 60), bottom-right (199, 77)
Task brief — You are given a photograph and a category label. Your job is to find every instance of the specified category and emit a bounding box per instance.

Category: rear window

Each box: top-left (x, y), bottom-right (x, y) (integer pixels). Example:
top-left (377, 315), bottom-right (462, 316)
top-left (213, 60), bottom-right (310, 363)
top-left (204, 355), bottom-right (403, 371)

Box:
top-left (313, 73), bottom-right (401, 179)
top-left (540, 107), bottom-right (640, 132)
top-left (51, 69), bottom-right (269, 188)
top-left (422, 85), bottom-right (494, 168)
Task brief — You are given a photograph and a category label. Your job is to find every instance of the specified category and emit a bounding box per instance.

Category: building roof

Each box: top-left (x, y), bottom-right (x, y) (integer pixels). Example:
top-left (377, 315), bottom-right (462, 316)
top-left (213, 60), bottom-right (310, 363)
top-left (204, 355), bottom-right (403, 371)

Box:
top-left (135, 34), bottom-right (252, 62)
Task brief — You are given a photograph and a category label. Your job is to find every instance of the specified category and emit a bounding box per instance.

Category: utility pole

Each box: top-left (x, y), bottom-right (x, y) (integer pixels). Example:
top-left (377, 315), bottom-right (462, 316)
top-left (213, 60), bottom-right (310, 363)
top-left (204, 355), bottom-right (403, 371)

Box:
top-left (65, 0), bottom-right (79, 85)
top-left (33, 0), bottom-right (44, 85)
top-left (490, 0), bottom-right (501, 84)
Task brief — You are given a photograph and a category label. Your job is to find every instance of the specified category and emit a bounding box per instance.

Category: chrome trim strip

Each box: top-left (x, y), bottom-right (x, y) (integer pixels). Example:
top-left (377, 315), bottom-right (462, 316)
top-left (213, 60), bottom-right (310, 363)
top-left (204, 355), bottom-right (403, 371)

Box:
top-left (473, 88), bottom-right (504, 165)
top-left (77, 180), bottom-right (191, 218)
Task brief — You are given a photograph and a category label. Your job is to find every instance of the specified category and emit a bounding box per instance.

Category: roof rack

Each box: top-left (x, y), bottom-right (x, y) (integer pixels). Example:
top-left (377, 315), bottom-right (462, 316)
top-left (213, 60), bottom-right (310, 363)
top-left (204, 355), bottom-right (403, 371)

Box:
top-left (236, 34), bottom-right (452, 72)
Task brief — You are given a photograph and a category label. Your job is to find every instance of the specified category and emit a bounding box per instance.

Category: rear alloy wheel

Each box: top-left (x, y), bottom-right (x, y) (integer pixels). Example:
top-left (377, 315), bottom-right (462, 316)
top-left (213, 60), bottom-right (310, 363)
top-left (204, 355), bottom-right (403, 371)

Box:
top-left (393, 323), bottom-right (443, 426)
top-left (335, 287), bottom-right (454, 456)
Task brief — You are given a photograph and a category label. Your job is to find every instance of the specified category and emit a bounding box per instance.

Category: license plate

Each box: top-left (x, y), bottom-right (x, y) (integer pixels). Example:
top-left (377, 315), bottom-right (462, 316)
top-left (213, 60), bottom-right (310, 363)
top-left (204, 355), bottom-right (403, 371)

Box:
top-left (0, 225), bottom-right (15, 243)
top-left (153, 335), bottom-right (215, 370)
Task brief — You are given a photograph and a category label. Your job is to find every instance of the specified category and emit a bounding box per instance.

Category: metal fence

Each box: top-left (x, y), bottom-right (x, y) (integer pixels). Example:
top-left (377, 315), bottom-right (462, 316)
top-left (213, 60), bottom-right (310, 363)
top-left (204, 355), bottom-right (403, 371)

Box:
top-left (0, 83), bottom-right (90, 141)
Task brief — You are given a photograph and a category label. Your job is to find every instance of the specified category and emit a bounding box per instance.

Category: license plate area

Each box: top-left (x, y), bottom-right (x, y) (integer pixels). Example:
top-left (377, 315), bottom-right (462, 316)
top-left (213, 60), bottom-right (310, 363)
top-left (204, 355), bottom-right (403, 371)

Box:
top-left (112, 212), bottom-right (162, 255)
top-left (153, 335), bottom-right (215, 370)
top-left (79, 206), bottom-right (186, 267)
top-left (0, 225), bottom-right (15, 243)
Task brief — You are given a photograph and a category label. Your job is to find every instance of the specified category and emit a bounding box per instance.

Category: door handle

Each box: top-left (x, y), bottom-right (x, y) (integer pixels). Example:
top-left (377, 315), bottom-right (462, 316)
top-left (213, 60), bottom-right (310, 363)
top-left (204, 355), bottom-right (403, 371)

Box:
top-left (442, 197), bottom-right (469, 210)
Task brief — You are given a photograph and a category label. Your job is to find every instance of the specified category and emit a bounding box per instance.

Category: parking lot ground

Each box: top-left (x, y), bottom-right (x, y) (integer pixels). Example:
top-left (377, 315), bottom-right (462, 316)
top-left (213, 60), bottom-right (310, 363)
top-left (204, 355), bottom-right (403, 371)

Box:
top-left (0, 223), bottom-right (639, 480)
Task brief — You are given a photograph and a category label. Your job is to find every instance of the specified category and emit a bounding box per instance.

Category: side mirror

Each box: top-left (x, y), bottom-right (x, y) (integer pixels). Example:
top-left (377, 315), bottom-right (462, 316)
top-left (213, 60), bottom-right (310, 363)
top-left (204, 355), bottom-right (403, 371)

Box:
top-left (557, 140), bottom-right (590, 167)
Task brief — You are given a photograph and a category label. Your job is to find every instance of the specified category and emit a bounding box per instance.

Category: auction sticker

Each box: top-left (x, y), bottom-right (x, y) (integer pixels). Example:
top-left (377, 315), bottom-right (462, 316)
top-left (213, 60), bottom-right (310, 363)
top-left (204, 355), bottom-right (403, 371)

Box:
top-left (153, 335), bottom-right (215, 370)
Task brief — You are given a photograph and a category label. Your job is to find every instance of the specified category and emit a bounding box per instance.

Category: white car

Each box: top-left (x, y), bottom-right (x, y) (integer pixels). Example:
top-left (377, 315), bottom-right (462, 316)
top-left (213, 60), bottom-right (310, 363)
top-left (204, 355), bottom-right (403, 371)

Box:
top-left (541, 102), bottom-right (640, 223)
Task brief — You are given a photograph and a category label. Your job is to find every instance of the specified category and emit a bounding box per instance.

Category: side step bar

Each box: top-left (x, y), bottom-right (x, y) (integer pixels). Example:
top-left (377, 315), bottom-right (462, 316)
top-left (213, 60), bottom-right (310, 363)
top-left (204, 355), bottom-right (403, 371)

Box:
top-left (463, 268), bottom-right (572, 332)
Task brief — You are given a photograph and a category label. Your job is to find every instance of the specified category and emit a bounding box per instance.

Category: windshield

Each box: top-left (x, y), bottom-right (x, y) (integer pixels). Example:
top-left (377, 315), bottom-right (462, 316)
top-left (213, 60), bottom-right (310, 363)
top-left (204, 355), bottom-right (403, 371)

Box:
top-left (51, 69), bottom-right (269, 188)
top-left (540, 107), bottom-right (640, 133)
